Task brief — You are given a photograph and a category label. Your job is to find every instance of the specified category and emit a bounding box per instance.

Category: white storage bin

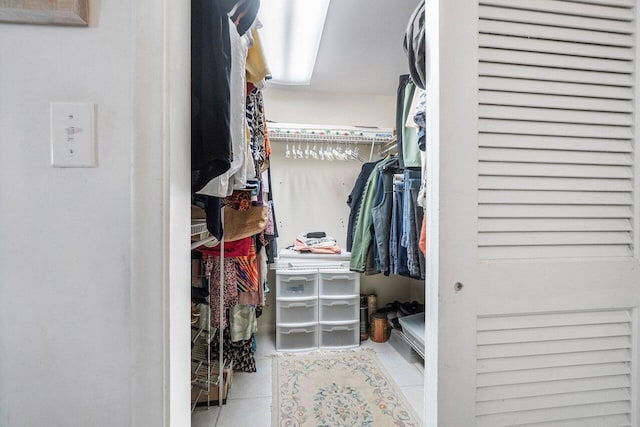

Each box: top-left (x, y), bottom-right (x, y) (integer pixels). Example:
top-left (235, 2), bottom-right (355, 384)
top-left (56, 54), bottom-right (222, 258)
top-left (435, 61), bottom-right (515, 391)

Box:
top-left (277, 324), bottom-right (318, 351)
top-left (277, 298), bottom-right (318, 325)
top-left (319, 297), bottom-right (359, 323)
top-left (319, 271), bottom-right (359, 297)
top-left (319, 322), bottom-right (359, 349)
top-left (276, 271), bottom-right (318, 299)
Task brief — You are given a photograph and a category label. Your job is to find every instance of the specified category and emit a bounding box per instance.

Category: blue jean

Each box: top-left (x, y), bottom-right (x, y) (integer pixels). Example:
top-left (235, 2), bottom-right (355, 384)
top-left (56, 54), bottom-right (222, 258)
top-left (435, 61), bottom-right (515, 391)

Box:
top-left (390, 182), bottom-right (410, 276)
top-left (402, 170), bottom-right (424, 279)
top-left (372, 168), bottom-right (394, 275)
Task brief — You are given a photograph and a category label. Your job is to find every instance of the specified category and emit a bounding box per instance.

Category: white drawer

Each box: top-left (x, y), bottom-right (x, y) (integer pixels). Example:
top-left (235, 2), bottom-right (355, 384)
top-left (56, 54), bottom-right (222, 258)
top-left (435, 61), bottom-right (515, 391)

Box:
top-left (319, 297), bottom-right (359, 323)
top-left (277, 298), bottom-right (318, 325)
top-left (277, 325), bottom-right (318, 351)
top-left (319, 321), bottom-right (359, 349)
top-left (319, 271), bottom-right (359, 297)
top-left (276, 271), bottom-right (318, 299)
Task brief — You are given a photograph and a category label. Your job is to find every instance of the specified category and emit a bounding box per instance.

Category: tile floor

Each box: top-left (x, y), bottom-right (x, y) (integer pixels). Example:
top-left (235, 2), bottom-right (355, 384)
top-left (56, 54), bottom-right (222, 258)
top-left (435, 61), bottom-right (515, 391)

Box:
top-left (191, 331), bottom-right (424, 427)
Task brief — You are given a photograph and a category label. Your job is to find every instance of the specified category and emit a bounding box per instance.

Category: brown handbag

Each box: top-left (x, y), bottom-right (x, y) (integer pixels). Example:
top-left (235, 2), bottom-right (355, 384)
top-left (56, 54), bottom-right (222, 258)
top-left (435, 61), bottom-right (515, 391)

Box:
top-left (222, 205), bottom-right (269, 241)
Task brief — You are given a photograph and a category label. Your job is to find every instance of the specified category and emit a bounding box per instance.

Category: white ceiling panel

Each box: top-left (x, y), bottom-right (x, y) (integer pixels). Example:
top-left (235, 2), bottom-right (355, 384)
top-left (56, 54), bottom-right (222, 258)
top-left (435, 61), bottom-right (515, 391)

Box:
top-left (266, 0), bottom-right (419, 95)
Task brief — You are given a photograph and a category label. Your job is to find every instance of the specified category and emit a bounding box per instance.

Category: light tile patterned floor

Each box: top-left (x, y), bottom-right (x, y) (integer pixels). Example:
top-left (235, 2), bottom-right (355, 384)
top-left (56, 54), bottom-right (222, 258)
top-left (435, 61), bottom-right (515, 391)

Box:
top-left (192, 331), bottom-right (424, 427)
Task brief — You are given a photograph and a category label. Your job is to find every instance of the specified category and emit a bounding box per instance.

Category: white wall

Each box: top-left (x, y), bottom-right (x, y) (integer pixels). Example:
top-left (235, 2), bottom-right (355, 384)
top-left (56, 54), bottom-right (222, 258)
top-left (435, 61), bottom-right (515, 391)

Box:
top-left (260, 88), bottom-right (424, 332)
top-left (263, 88), bottom-right (396, 128)
top-left (0, 2), bottom-right (185, 426)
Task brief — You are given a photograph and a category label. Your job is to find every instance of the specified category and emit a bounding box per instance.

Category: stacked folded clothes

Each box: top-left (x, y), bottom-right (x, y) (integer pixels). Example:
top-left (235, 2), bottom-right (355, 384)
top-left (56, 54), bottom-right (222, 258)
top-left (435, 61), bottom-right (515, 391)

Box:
top-left (293, 232), bottom-right (341, 254)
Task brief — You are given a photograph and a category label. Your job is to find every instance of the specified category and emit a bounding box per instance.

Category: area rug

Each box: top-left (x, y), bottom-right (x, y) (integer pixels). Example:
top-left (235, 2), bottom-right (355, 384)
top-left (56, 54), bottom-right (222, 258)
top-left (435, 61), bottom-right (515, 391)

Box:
top-left (272, 350), bottom-right (421, 427)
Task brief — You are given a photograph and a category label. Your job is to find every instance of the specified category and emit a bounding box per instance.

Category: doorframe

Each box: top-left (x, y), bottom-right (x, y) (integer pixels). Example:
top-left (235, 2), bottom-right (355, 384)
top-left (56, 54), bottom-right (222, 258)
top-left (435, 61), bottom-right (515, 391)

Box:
top-left (135, 0), bottom-right (438, 424)
top-left (424, 0), bottom-right (440, 425)
top-left (130, 0), bottom-right (191, 425)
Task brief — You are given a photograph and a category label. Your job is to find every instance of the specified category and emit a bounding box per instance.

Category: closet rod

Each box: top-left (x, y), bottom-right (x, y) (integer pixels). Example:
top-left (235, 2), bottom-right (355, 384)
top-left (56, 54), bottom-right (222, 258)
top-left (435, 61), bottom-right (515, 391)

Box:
top-left (379, 144), bottom-right (398, 156)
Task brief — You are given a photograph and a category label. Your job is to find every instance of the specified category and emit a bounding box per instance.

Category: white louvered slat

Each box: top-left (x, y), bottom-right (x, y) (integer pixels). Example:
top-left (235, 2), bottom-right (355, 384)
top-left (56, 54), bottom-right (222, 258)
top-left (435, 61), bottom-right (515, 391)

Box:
top-left (480, 0), bottom-right (634, 20)
top-left (478, 163), bottom-right (632, 179)
top-left (477, 388), bottom-right (631, 416)
top-left (479, 91), bottom-right (633, 113)
top-left (480, 5), bottom-right (635, 33)
top-left (477, 363), bottom-right (631, 388)
top-left (479, 218), bottom-right (633, 232)
top-left (478, 245), bottom-right (633, 259)
top-left (479, 135), bottom-right (633, 153)
top-left (478, 231), bottom-right (633, 247)
top-left (478, 374), bottom-right (631, 400)
top-left (480, 120), bottom-right (633, 139)
top-left (476, 310), bottom-right (633, 426)
top-left (477, 336), bottom-right (631, 359)
top-left (477, 350), bottom-right (631, 373)
top-left (478, 191), bottom-right (633, 205)
top-left (479, 77), bottom-right (633, 99)
top-left (478, 310), bottom-right (632, 331)
top-left (479, 105), bottom-right (632, 126)
top-left (479, 34), bottom-right (634, 60)
top-left (478, 1), bottom-right (635, 260)
top-left (477, 401), bottom-right (631, 427)
top-left (479, 64), bottom-right (634, 87)
top-left (513, 413), bottom-right (630, 427)
top-left (479, 176), bottom-right (633, 192)
top-left (478, 19), bottom-right (634, 47)
top-left (480, 48), bottom-right (634, 73)
top-left (479, 205), bottom-right (632, 218)
top-left (478, 323), bottom-right (631, 345)
top-left (478, 149), bottom-right (633, 165)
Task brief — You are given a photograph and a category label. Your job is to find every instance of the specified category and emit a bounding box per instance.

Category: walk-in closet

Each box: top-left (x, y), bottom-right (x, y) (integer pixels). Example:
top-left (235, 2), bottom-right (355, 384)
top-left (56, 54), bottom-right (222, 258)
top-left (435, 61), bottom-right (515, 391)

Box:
top-left (189, 0), bottom-right (426, 425)
top-left (8, 0), bottom-right (640, 426)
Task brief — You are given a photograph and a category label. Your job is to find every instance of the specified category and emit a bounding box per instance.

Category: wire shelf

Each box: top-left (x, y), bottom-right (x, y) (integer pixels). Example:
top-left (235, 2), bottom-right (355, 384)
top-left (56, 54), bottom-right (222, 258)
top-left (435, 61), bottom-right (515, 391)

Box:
top-left (268, 124), bottom-right (394, 145)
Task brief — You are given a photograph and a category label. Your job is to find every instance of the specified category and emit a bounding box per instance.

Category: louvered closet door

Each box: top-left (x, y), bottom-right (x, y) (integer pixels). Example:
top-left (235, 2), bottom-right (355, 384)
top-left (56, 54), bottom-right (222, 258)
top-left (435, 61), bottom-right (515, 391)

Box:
top-left (433, 0), bottom-right (640, 426)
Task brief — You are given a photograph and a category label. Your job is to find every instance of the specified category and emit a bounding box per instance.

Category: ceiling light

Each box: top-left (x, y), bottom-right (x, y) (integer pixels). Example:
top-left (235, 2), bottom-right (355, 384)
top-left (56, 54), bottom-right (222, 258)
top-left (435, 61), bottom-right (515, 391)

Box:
top-left (258, 0), bottom-right (331, 85)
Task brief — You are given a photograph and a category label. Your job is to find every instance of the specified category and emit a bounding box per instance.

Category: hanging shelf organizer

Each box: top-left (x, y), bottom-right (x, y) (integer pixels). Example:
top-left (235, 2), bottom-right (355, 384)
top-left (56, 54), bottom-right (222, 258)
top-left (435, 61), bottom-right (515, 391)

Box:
top-left (267, 123), bottom-right (394, 162)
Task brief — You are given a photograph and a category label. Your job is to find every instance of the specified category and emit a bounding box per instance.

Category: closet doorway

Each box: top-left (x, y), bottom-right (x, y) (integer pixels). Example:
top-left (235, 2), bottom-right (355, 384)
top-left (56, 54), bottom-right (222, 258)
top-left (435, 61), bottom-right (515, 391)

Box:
top-left (186, 0), bottom-right (429, 426)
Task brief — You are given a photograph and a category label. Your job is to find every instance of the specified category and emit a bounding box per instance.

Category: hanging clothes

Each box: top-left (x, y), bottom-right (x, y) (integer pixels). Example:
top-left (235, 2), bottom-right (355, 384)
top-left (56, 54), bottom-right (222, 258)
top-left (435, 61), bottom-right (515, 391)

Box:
top-left (206, 255), bottom-right (239, 329)
top-left (404, 1), bottom-right (426, 90)
top-left (372, 158), bottom-right (400, 276)
top-left (191, 0), bottom-right (235, 193)
top-left (401, 81), bottom-right (421, 168)
top-left (197, 18), bottom-right (252, 198)
top-left (350, 157), bottom-right (395, 272)
top-left (246, 26), bottom-right (271, 86)
top-left (246, 83), bottom-right (270, 174)
top-left (211, 325), bottom-right (257, 373)
top-left (401, 169), bottom-right (425, 279)
top-left (346, 160), bottom-right (382, 251)
top-left (191, 0), bottom-right (260, 194)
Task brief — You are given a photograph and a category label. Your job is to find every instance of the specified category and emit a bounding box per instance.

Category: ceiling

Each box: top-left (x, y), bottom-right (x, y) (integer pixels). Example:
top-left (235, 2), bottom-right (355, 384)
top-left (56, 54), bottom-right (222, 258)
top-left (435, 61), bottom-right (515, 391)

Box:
top-left (266, 0), bottom-right (420, 96)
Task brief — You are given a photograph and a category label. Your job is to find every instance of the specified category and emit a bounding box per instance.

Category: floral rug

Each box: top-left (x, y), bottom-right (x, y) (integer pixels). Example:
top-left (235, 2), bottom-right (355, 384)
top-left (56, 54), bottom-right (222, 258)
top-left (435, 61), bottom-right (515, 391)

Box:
top-left (272, 350), bottom-right (421, 427)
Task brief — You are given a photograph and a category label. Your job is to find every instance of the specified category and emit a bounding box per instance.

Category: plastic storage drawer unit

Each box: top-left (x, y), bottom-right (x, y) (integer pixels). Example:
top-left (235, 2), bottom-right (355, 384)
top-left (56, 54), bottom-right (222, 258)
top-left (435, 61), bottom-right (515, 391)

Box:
top-left (277, 298), bottom-right (318, 325)
top-left (319, 322), bottom-right (359, 349)
top-left (277, 324), bottom-right (318, 351)
top-left (319, 271), bottom-right (359, 297)
top-left (276, 271), bottom-right (318, 299)
top-left (319, 297), bottom-right (359, 323)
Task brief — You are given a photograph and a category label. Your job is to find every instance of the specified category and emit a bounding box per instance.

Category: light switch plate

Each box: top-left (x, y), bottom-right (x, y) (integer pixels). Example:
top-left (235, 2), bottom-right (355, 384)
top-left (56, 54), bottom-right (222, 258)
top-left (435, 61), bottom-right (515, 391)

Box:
top-left (50, 102), bottom-right (96, 167)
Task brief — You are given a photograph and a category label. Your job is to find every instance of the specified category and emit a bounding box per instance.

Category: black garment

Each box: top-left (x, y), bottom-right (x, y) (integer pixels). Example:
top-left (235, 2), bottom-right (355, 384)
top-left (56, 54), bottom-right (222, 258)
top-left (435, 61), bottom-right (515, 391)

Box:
top-left (191, 0), bottom-right (236, 193)
top-left (193, 194), bottom-right (224, 240)
top-left (404, 2), bottom-right (426, 90)
top-left (396, 75), bottom-right (411, 170)
top-left (231, 0), bottom-right (261, 36)
top-left (346, 160), bottom-right (382, 252)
